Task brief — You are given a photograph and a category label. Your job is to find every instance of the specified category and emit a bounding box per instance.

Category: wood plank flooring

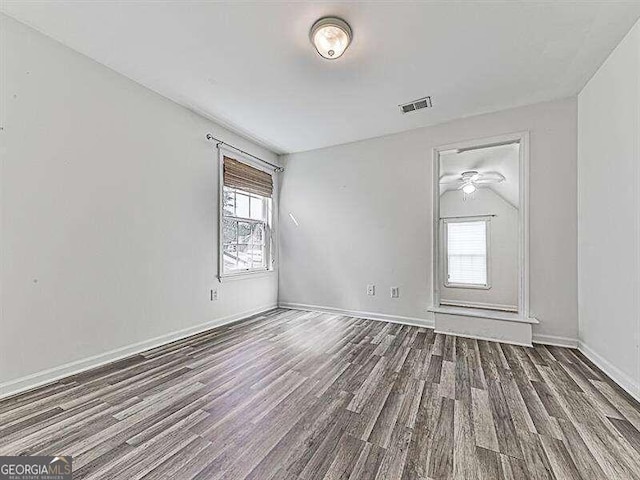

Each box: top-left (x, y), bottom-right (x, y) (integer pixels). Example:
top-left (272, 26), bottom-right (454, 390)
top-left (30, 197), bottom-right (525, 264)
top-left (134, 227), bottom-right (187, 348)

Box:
top-left (1, 308), bottom-right (640, 479)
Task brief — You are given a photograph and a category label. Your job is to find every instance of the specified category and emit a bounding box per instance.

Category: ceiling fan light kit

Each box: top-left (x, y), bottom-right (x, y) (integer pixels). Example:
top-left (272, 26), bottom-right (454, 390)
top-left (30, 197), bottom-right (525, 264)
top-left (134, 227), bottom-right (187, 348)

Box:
top-left (440, 170), bottom-right (506, 199)
top-left (462, 183), bottom-right (477, 194)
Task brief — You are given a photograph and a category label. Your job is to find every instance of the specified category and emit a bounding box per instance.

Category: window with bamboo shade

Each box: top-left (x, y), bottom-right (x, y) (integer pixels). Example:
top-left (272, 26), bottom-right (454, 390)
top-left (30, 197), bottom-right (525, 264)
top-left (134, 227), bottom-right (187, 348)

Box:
top-left (220, 155), bottom-right (273, 276)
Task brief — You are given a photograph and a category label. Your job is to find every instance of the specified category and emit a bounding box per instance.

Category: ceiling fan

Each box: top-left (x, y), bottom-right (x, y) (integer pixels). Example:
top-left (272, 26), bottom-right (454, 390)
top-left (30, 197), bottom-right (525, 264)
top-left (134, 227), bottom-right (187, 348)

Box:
top-left (439, 170), bottom-right (505, 194)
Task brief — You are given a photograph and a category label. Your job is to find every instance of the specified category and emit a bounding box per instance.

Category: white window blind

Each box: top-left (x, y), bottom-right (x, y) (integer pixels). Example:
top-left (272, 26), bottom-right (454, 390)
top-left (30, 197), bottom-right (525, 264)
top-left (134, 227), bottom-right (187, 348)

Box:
top-left (446, 220), bottom-right (488, 286)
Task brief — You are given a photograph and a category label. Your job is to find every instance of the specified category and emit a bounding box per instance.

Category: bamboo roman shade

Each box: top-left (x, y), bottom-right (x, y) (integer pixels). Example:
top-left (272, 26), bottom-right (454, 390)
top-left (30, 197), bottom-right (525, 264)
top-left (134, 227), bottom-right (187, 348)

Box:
top-left (223, 156), bottom-right (273, 198)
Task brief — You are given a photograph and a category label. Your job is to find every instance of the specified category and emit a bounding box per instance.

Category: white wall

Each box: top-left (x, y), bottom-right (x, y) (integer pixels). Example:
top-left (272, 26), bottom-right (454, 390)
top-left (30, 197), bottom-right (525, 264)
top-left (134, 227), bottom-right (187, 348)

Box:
top-left (0, 14), bottom-right (278, 395)
top-left (279, 98), bottom-right (578, 342)
top-left (578, 19), bottom-right (640, 399)
top-left (440, 188), bottom-right (519, 309)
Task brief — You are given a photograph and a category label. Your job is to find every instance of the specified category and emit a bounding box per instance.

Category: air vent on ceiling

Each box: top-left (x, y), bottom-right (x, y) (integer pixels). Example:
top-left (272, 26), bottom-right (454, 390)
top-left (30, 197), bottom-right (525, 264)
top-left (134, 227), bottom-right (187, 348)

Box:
top-left (400, 96), bottom-right (432, 114)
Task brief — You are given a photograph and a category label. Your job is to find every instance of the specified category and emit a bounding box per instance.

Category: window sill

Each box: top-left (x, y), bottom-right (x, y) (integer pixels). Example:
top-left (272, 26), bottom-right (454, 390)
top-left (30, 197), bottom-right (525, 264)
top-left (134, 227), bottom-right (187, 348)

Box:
top-left (218, 270), bottom-right (276, 282)
top-left (444, 283), bottom-right (491, 290)
top-left (440, 300), bottom-right (518, 313)
top-left (428, 305), bottom-right (539, 324)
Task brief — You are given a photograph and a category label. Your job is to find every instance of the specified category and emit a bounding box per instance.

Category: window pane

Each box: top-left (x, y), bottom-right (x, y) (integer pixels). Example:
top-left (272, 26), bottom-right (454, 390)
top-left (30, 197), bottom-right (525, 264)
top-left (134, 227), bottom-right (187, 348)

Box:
top-left (223, 189), bottom-right (235, 217)
top-left (222, 218), bottom-right (238, 244)
top-left (220, 186), bottom-right (270, 275)
top-left (237, 244), bottom-right (251, 270)
top-left (236, 193), bottom-right (250, 218)
top-left (238, 222), bottom-right (252, 244)
top-left (447, 221), bottom-right (487, 285)
top-left (223, 244), bottom-right (238, 272)
top-left (251, 223), bottom-right (265, 245)
top-left (250, 196), bottom-right (265, 220)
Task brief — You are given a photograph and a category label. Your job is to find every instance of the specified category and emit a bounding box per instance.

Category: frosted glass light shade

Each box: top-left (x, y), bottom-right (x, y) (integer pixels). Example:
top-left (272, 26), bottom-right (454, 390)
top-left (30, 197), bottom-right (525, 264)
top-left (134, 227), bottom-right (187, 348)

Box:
top-left (462, 183), bottom-right (477, 194)
top-left (310, 17), bottom-right (352, 60)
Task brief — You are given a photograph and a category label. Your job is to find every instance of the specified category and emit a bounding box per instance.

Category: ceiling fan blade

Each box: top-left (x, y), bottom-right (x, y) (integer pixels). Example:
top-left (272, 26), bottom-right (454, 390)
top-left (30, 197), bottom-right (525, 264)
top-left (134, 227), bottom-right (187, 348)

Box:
top-left (474, 172), bottom-right (505, 184)
top-left (439, 175), bottom-right (464, 185)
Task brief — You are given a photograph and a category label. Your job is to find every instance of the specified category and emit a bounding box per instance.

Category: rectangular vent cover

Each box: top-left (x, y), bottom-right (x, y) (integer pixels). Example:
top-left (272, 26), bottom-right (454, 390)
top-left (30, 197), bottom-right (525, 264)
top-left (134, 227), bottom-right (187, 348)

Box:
top-left (400, 96), bottom-right (432, 114)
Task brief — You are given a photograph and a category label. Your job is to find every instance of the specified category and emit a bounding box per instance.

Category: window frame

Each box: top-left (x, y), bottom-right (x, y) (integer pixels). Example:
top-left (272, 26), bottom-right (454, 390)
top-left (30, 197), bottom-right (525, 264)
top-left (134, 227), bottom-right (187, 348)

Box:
top-left (218, 147), bottom-right (276, 280)
top-left (442, 216), bottom-right (491, 290)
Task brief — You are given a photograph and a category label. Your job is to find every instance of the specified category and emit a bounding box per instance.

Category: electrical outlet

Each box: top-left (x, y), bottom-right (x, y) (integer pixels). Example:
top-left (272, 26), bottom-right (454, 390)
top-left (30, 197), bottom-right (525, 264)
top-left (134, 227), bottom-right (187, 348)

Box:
top-left (367, 284), bottom-right (375, 296)
top-left (390, 287), bottom-right (400, 298)
top-left (210, 289), bottom-right (218, 301)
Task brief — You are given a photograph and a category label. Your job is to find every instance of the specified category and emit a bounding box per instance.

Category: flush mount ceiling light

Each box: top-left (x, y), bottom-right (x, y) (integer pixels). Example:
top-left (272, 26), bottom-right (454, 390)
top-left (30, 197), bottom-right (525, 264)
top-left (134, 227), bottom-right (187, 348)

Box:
top-left (310, 17), bottom-right (352, 60)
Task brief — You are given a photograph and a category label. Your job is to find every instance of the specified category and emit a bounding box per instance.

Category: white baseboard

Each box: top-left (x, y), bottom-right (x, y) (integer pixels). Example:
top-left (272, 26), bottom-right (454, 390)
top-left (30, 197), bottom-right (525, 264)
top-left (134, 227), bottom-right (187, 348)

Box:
top-left (578, 341), bottom-right (640, 404)
top-left (532, 333), bottom-right (579, 348)
top-left (278, 302), bottom-right (434, 329)
top-left (0, 304), bottom-right (278, 401)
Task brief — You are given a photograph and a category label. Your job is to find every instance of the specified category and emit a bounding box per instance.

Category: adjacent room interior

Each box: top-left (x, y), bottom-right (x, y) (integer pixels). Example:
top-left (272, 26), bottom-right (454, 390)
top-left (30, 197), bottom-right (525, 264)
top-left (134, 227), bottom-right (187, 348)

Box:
top-left (1, 2), bottom-right (640, 479)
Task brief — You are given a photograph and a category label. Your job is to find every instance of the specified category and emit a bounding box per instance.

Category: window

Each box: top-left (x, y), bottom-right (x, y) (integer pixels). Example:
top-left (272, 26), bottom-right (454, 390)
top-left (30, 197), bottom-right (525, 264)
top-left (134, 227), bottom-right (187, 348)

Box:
top-left (444, 218), bottom-right (490, 288)
top-left (220, 154), bottom-right (274, 277)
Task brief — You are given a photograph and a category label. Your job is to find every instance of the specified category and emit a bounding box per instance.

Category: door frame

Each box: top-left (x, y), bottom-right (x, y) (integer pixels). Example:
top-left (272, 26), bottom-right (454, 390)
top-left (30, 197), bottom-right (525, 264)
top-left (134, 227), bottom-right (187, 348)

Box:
top-left (431, 131), bottom-right (530, 318)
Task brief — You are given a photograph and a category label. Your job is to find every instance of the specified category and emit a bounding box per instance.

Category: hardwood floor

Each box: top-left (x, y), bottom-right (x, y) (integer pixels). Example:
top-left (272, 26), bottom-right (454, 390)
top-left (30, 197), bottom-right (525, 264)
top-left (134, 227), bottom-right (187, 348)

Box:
top-left (1, 308), bottom-right (640, 479)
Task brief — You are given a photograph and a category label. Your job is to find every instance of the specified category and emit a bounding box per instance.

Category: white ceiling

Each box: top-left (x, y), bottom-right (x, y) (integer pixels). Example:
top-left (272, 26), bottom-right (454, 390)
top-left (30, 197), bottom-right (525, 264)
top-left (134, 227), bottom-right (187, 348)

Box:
top-left (3, 1), bottom-right (640, 154)
top-left (440, 143), bottom-right (520, 207)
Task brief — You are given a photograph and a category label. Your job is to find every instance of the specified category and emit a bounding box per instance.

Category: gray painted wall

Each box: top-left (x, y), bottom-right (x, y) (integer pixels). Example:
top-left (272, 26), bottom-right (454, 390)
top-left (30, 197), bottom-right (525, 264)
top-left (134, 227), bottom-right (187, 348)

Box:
top-left (578, 18), bottom-right (640, 399)
top-left (0, 15), bottom-right (278, 390)
top-left (279, 98), bottom-right (578, 343)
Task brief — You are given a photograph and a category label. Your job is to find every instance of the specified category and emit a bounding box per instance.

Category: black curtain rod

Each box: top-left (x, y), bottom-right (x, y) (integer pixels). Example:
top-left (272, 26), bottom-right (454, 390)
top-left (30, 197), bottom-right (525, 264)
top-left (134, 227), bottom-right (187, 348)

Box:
top-left (206, 133), bottom-right (284, 172)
